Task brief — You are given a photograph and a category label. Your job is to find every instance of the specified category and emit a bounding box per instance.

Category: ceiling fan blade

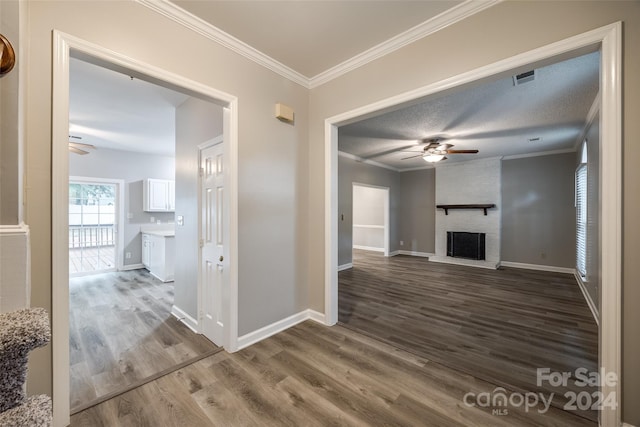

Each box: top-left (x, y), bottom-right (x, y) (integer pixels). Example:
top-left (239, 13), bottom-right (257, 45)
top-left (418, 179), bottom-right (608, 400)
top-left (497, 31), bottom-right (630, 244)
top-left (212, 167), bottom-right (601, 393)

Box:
top-left (69, 146), bottom-right (89, 155)
top-left (69, 142), bottom-right (96, 150)
top-left (445, 149), bottom-right (479, 154)
top-left (401, 154), bottom-right (424, 160)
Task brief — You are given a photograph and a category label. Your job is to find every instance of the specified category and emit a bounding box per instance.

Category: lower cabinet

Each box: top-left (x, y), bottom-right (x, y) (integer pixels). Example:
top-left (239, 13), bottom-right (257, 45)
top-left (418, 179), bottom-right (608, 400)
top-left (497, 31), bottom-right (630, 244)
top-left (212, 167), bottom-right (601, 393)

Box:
top-left (141, 233), bottom-right (175, 282)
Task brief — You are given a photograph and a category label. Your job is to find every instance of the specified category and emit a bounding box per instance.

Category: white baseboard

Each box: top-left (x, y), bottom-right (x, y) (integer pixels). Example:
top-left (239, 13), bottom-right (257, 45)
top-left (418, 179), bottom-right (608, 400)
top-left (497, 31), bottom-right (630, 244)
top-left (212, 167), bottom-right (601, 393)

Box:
top-left (338, 263), bottom-right (353, 271)
top-left (429, 255), bottom-right (499, 270)
top-left (574, 272), bottom-right (600, 326)
top-left (393, 250), bottom-right (434, 258)
top-left (120, 263), bottom-right (145, 271)
top-left (622, 423), bottom-right (637, 427)
top-left (499, 261), bottom-right (575, 275)
top-left (171, 305), bottom-right (199, 333)
top-left (236, 309), bottom-right (327, 351)
top-left (353, 245), bottom-right (384, 252)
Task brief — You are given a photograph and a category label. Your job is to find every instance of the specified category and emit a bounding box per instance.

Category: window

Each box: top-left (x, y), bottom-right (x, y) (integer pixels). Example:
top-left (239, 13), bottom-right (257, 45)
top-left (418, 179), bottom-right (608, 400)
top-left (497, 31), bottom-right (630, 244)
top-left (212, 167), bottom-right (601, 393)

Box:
top-left (576, 141), bottom-right (588, 277)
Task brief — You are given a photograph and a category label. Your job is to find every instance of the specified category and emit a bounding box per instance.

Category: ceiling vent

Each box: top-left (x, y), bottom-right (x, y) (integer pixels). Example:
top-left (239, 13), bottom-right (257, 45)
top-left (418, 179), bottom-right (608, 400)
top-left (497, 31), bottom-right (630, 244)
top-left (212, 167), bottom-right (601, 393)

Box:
top-left (513, 70), bottom-right (536, 86)
top-left (528, 137), bottom-right (542, 143)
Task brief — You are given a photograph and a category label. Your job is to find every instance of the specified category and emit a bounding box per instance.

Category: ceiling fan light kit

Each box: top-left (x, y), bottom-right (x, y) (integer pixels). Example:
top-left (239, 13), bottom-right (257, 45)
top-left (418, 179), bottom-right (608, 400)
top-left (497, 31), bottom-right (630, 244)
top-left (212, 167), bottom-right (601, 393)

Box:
top-left (423, 154), bottom-right (445, 163)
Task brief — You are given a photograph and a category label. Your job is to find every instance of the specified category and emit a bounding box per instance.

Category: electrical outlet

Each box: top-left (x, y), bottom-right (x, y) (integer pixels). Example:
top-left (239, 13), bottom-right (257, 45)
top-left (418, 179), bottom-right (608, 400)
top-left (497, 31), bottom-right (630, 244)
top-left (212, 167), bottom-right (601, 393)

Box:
top-left (541, 252), bottom-right (547, 259)
top-left (127, 212), bottom-right (133, 219)
top-left (150, 216), bottom-right (155, 223)
top-left (125, 252), bottom-right (132, 259)
top-left (400, 240), bottom-right (404, 246)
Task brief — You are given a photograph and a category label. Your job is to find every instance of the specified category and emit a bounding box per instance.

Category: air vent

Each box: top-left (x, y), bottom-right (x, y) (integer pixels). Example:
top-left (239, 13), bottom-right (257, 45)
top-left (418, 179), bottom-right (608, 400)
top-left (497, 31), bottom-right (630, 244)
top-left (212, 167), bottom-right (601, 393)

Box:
top-left (513, 70), bottom-right (536, 86)
top-left (528, 137), bottom-right (542, 143)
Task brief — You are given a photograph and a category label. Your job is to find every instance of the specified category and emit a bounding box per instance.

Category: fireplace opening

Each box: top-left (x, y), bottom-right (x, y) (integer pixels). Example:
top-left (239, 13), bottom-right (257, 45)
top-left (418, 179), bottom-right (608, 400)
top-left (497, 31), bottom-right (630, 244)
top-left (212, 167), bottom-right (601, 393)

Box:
top-left (447, 232), bottom-right (486, 260)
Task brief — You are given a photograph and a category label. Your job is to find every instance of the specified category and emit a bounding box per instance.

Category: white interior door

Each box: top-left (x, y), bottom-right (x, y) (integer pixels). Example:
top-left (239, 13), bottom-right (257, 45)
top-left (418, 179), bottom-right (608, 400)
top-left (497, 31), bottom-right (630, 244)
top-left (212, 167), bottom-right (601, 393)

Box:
top-left (200, 142), bottom-right (225, 345)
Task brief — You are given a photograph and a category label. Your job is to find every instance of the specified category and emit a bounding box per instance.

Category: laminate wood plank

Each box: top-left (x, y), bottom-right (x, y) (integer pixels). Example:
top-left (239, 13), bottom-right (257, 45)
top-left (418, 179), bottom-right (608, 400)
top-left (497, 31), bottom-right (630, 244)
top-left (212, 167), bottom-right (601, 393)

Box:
top-left (339, 249), bottom-right (598, 422)
top-left (69, 269), bottom-right (218, 413)
top-left (72, 321), bottom-right (594, 426)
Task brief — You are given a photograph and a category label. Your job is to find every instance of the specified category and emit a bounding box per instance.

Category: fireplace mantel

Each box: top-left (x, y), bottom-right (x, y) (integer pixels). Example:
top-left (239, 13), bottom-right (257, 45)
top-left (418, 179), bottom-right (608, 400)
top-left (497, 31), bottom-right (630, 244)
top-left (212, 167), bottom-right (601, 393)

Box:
top-left (436, 204), bottom-right (496, 216)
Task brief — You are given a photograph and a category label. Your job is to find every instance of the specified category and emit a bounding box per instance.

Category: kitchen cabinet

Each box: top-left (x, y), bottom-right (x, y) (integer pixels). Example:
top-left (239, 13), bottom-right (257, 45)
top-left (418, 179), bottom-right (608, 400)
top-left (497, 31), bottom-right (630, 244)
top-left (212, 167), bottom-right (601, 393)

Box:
top-left (141, 231), bottom-right (175, 282)
top-left (143, 178), bottom-right (175, 212)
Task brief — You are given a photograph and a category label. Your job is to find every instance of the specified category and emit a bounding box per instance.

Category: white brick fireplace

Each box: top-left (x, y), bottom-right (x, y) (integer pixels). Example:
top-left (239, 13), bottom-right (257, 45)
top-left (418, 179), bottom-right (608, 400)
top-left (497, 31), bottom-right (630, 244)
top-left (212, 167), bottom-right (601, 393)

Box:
top-left (430, 158), bottom-right (501, 269)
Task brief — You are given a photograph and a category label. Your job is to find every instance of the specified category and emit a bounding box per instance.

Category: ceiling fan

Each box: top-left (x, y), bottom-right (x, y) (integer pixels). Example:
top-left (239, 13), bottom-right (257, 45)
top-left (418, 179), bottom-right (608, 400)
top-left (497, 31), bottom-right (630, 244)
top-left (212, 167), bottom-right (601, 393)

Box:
top-left (401, 138), bottom-right (478, 163)
top-left (68, 135), bottom-right (96, 155)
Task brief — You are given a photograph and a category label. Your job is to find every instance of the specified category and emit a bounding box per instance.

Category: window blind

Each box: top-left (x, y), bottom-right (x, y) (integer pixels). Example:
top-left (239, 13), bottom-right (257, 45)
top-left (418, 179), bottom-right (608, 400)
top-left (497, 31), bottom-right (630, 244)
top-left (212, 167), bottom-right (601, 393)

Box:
top-left (576, 164), bottom-right (587, 277)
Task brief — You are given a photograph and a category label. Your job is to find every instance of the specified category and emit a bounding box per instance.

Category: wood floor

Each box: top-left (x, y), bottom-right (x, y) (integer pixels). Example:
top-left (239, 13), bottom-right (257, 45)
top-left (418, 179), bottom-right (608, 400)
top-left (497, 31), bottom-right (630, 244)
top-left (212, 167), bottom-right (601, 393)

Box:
top-left (69, 269), bottom-right (219, 413)
top-left (69, 246), bottom-right (116, 275)
top-left (71, 321), bottom-right (594, 426)
top-left (339, 250), bottom-right (598, 422)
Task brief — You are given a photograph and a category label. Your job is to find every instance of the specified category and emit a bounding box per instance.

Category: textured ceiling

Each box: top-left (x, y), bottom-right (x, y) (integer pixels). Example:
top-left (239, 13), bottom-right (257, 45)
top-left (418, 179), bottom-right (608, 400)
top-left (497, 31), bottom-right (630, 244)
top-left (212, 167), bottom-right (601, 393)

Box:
top-left (338, 51), bottom-right (600, 170)
top-left (69, 58), bottom-right (189, 156)
top-left (172, 0), bottom-right (463, 78)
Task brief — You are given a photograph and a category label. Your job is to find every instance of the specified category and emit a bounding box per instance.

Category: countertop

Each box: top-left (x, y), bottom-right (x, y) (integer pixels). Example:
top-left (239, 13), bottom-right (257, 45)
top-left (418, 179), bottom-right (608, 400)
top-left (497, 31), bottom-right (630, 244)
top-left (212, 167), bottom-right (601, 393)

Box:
top-left (141, 229), bottom-right (175, 237)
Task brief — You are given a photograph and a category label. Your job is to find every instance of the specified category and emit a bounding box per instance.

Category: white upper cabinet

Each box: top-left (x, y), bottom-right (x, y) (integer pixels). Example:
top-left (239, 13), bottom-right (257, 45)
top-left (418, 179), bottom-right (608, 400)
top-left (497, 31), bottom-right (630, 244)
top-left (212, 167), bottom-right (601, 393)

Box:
top-left (143, 178), bottom-right (175, 212)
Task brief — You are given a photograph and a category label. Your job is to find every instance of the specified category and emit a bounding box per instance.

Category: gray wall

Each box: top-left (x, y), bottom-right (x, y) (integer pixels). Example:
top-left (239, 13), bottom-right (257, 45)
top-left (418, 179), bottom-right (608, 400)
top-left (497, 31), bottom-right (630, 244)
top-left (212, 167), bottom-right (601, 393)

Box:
top-left (0, 0), bottom-right (21, 224)
top-left (339, 155), bottom-right (436, 265)
top-left (501, 153), bottom-right (576, 268)
top-left (398, 169), bottom-right (436, 254)
top-left (338, 156), bottom-right (400, 266)
top-left (174, 97), bottom-right (223, 319)
top-left (582, 112), bottom-right (601, 309)
top-left (69, 148), bottom-right (175, 267)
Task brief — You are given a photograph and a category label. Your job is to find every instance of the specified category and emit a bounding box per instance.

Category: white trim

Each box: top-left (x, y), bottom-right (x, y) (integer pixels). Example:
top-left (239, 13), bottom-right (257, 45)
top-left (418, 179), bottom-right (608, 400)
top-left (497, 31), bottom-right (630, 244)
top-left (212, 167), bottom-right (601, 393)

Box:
top-left (338, 263), bottom-right (353, 272)
top-left (136, 0), bottom-right (500, 89)
top-left (338, 150), bottom-right (399, 172)
top-left (574, 272), bottom-right (600, 326)
top-left (308, 0), bottom-right (502, 88)
top-left (325, 27), bottom-right (622, 426)
top-left (501, 148), bottom-right (576, 161)
top-left (622, 424), bottom-right (637, 427)
top-left (429, 256), bottom-right (499, 270)
top-left (0, 223), bottom-right (30, 235)
top-left (136, 0), bottom-right (308, 88)
top-left (236, 309), bottom-right (323, 350)
top-left (307, 309), bottom-right (326, 324)
top-left (499, 261), bottom-right (576, 275)
top-left (69, 176), bottom-right (126, 272)
top-left (353, 224), bottom-right (384, 229)
top-left (171, 305), bottom-right (199, 333)
top-left (120, 263), bottom-right (145, 271)
top-left (393, 250), bottom-right (435, 258)
top-left (598, 22), bottom-right (622, 427)
top-left (52, 31), bottom-right (240, 427)
top-left (352, 245), bottom-right (384, 253)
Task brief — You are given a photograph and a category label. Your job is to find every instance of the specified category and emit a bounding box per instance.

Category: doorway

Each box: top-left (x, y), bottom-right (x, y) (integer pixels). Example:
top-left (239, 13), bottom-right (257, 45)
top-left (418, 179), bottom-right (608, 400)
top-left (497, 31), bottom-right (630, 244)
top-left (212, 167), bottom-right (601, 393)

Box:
top-left (325, 23), bottom-right (621, 426)
top-left (68, 178), bottom-right (123, 276)
top-left (52, 31), bottom-right (239, 426)
top-left (351, 183), bottom-right (389, 257)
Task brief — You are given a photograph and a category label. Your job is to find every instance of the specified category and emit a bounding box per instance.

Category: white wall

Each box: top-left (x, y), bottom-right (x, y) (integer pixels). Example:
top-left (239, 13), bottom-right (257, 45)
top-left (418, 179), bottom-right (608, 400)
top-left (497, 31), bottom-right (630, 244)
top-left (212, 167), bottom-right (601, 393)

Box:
top-left (432, 158), bottom-right (501, 268)
top-left (174, 97), bottom-right (223, 319)
top-left (69, 148), bottom-right (175, 267)
top-left (352, 185), bottom-right (385, 250)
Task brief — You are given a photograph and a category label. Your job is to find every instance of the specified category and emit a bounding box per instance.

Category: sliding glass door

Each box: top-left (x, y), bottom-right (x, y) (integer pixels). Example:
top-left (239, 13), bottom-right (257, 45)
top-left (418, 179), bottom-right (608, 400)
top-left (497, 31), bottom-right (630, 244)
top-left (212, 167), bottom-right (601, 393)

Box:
top-left (69, 181), bottom-right (117, 275)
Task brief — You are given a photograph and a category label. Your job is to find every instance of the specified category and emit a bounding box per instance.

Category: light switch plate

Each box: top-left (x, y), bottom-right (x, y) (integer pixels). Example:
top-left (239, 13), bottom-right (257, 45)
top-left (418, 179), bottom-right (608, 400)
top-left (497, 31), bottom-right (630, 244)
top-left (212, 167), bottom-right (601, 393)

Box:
top-left (177, 215), bottom-right (184, 226)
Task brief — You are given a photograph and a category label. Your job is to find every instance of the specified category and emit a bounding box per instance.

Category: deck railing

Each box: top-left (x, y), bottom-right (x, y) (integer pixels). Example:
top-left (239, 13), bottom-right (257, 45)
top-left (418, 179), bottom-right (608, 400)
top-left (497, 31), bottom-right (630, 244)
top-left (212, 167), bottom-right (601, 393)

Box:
top-left (69, 225), bottom-right (115, 249)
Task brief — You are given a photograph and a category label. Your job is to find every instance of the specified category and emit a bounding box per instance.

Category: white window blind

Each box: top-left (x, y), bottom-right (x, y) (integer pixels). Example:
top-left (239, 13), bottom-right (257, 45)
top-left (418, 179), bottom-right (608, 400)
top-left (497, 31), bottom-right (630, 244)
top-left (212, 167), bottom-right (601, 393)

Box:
top-left (576, 163), bottom-right (588, 277)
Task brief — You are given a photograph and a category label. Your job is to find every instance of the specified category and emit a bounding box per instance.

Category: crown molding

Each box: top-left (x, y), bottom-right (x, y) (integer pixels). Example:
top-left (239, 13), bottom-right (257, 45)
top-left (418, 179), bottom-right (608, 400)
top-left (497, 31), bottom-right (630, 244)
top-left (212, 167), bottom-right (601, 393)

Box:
top-left (502, 148), bottom-right (576, 160)
top-left (137, 0), bottom-right (500, 90)
top-left (308, 0), bottom-right (503, 88)
top-left (338, 151), bottom-right (399, 172)
top-left (136, 0), bottom-right (310, 88)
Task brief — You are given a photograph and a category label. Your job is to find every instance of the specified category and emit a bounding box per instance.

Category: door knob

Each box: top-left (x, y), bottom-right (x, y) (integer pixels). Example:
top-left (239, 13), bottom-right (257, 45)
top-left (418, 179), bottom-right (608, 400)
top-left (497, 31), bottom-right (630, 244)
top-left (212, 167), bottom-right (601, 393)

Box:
top-left (219, 255), bottom-right (224, 262)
